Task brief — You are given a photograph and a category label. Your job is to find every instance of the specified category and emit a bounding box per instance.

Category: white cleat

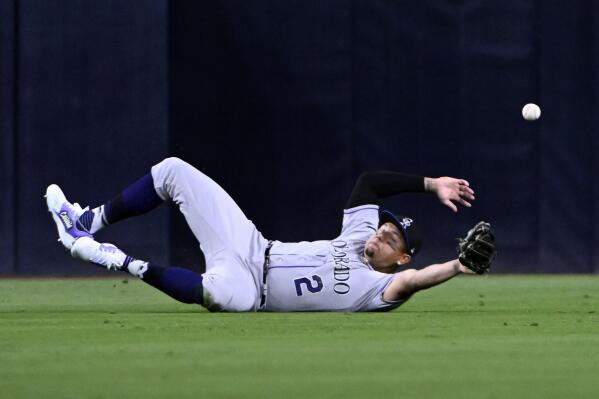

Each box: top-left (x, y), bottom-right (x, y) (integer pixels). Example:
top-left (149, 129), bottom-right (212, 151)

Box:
top-left (45, 184), bottom-right (92, 250)
top-left (71, 236), bottom-right (127, 271)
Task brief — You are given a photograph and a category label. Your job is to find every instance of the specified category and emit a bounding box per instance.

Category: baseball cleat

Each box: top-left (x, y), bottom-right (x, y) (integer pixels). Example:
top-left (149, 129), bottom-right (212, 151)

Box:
top-left (71, 236), bottom-right (128, 270)
top-left (45, 184), bottom-right (93, 250)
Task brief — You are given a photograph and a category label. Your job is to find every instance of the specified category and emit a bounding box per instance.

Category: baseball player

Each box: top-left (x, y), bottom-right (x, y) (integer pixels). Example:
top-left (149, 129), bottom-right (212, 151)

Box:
top-left (45, 157), bottom-right (496, 312)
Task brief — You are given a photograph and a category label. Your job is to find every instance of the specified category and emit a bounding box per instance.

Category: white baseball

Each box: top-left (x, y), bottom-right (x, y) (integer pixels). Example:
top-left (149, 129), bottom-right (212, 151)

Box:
top-left (522, 103), bottom-right (541, 121)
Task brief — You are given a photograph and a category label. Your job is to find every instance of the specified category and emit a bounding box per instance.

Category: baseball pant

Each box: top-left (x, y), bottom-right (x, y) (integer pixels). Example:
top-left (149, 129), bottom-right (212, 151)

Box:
top-left (151, 157), bottom-right (269, 311)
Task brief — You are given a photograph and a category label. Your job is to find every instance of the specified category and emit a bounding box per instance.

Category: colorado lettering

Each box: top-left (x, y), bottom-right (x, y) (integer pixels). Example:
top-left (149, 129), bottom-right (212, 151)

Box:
top-left (331, 240), bottom-right (351, 294)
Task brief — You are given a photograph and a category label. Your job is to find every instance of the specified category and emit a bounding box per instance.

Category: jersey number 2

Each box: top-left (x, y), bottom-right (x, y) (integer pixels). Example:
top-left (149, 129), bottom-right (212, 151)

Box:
top-left (294, 275), bottom-right (323, 296)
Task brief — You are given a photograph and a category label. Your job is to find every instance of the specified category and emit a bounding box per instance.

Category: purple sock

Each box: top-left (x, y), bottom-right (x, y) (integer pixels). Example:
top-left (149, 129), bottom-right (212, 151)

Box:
top-left (103, 174), bottom-right (163, 225)
top-left (140, 264), bottom-right (204, 305)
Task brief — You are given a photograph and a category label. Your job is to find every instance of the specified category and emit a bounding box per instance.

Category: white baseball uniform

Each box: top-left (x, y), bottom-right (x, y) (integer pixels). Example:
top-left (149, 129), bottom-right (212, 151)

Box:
top-left (264, 205), bottom-right (409, 311)
top-left (150, 158), bottom-right (409, 312)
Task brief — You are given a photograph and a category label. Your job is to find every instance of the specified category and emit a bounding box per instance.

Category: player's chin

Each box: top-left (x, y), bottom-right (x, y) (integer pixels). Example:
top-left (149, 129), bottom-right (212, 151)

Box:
top-left (364, 243), bottom-right (378, 258)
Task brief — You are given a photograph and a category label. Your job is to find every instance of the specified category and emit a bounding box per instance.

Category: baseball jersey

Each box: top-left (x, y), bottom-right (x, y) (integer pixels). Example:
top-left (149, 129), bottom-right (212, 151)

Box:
top-left (263, 204), bottom-right (410, 312)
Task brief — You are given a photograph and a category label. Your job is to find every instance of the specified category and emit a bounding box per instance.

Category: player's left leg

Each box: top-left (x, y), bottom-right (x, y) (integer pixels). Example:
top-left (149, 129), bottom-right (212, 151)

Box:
top-left (69, 236), bottom-right (257, 311)
top-left (71, 236), bottom-right (206, 306)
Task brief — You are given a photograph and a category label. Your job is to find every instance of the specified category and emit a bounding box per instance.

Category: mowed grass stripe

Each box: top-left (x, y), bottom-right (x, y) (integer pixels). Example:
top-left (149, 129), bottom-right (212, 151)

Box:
top-left (1, 275), bottom-right (598, 399)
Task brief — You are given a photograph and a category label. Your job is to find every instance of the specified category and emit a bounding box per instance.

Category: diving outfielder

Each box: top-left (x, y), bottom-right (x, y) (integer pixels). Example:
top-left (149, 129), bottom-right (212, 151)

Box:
top-left (46, 157), bottom-right (496, 312)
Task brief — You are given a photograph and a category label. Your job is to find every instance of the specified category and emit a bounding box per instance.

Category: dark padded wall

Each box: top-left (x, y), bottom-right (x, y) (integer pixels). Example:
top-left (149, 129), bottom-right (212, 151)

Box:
top-left (2, 1), bottom-right (598, 275)
top-left (1, 0), bottom-right (169, 275)
top-left (537, 2), bottom-right (598, 273)
top-left (168, 0), bottom-right (353, 269)
top-left (170, 0), bottom-right (599, 273)
top-left (0, 0), bottom-right (16, 275)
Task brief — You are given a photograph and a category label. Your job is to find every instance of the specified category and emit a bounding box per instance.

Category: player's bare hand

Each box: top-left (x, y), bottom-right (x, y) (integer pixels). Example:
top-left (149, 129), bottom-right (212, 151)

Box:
top-left (424, 177), bottom-right (475, 213)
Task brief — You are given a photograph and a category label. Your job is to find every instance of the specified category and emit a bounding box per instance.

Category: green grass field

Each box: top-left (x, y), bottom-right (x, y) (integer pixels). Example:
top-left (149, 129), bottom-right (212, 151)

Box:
top-left (1, 275), bottom-right (598, 399)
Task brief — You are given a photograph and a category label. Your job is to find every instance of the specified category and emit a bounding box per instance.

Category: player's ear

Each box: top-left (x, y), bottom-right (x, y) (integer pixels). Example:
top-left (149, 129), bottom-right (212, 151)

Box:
top-left (396, 253), bottom-right (411, 266)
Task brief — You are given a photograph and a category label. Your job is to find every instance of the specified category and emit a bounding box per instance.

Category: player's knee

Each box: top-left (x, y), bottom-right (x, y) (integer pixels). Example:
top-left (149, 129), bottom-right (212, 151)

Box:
top-left (202, 284), bottom-right (234, 312)
top-left (203, 289), bottom-right (254, 313)
top-left (152, 157), bottom-right (192, 199)
top-left (155, 157), bottom-right (198, 185)
top-left (161, 157), bottom-right (190, 172)
top-left (202, 275), bottom-right (255, 312)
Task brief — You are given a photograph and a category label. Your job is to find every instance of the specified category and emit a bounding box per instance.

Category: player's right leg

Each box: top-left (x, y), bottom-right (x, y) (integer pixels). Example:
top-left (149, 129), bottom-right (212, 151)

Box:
top-left (47, 157), bottom-right (264, 310)
top-left (45, 184), bottom-right (94, 250)
top-left (46, 172), bottom-right (165, 242)
top-left (150, 157), bottom-right (269, 266)
top-left (47, 157), bottom-right (267, 263)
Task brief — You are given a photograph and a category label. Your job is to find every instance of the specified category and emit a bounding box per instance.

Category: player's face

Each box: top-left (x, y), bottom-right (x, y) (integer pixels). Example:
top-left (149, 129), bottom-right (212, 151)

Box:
top-left (364, 222), bottom-right (411, 273)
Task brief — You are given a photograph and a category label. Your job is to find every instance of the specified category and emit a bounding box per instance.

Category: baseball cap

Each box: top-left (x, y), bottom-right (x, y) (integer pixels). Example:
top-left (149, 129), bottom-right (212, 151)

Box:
top-left (378, 210), bottom-right (422, 256)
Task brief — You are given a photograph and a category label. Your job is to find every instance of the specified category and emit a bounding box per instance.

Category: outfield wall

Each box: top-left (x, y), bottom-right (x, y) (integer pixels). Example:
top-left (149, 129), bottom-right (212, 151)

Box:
top-left (0, 0), bottom-right (170, 275)
top-left (1, 1), bottom-right (598, 275)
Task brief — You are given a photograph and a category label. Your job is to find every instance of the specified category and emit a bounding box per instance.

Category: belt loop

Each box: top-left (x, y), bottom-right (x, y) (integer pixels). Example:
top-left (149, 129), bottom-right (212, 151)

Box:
top-left (260, 240), bottom-right (274, 309)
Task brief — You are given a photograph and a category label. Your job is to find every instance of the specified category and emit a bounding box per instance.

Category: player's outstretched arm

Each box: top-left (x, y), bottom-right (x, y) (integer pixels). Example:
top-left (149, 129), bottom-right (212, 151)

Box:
top-left (346, 171), bottom-right (425, 208)
top-left (383, 221), bottom-right (496, 301)
top-left (382, 259), bottom-right (474, 302)
top-left (346, 172), bottom-right (475, 212)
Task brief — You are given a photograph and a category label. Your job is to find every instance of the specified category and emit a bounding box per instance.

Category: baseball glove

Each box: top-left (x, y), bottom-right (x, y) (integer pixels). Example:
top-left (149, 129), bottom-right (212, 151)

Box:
top-left (457, 221), bottom-right (497, 274)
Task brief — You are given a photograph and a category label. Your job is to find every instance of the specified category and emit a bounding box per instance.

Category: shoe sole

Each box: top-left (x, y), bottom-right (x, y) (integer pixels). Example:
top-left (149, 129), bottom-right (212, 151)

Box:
top-left (45, 184), bottom-right (78, 250)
